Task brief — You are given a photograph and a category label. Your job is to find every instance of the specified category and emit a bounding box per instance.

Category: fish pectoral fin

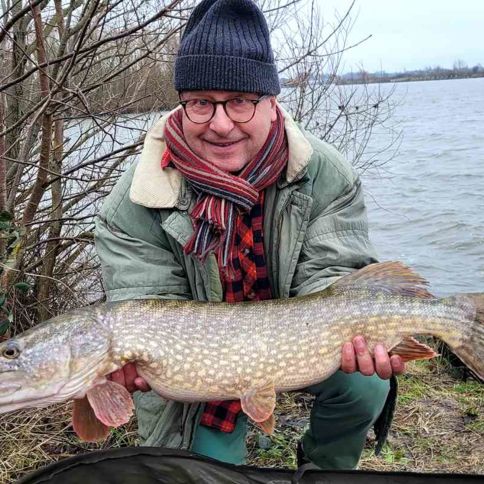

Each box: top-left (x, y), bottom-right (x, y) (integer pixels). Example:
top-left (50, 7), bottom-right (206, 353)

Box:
top-left (86, 380), bottom-right (134, 428)
top-left (72, 396), bottom-right (110, 442)
top-left (390, 336), bottom-right (438, 362)
top-left (240, 382), bottom-right (276, 426)
top-left (255, 414), bottom-right (276, 435)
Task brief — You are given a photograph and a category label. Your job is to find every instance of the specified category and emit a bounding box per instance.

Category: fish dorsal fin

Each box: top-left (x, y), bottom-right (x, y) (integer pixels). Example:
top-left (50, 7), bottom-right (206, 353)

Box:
top-left (327, 261), bottom-right (435, 299)
top-left (240, 381), bottom-right (276, 428)
top-left (390, 336), bottom-right (438, 362)
top-left (72, 396), bottom-right (110, 442)
top-left (86, 380), bottom-right (134, 428)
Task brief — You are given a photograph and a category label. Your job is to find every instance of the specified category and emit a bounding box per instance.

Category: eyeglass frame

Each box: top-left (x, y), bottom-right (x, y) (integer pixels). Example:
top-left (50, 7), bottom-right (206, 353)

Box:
top-left (178, 94), bottom-right (270, 124)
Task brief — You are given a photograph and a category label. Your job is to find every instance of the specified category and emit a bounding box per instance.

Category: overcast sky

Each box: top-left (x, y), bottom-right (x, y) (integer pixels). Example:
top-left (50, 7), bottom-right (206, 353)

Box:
top-left (319, 0), bottom-right (484, 73)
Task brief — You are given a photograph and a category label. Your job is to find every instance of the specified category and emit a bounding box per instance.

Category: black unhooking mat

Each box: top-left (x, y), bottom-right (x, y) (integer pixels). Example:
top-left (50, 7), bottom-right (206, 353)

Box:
top-left (17, 447), bottom-right (483, 484)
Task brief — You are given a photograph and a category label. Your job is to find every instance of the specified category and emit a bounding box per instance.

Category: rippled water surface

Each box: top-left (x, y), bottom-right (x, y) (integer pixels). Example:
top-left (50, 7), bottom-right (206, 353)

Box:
top-left (361, 78), bottom-right (484, 295)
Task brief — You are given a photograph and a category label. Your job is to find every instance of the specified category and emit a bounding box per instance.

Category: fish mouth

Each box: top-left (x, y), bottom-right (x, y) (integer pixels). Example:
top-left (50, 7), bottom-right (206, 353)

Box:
top-left (0, 371), bottom-right (66, 413)
top-left (0, 383), bottom-right (65, 414)
top-left (0, 383), bottom-right (22, 396)
top-left (0, 370), bottom-right (25, 396)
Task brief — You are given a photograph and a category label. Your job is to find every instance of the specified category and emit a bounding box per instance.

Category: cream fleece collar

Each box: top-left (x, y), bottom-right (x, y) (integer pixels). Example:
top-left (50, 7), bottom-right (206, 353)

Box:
top-left (129, 104), bottom-right (313, 208)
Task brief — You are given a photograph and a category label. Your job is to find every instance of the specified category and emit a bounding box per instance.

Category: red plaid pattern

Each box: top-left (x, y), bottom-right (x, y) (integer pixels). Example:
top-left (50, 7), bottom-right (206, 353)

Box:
top-left (200, 191), bottom-right (272, 432)
top-left (199, 399), bottom-right (243, 433)
top-left (224, 191), bottom-right (272, 303)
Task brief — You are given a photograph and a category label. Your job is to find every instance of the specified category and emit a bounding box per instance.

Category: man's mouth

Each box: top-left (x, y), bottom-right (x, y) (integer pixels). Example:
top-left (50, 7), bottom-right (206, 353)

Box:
top-left (204, 139), bottom-right (243, 148)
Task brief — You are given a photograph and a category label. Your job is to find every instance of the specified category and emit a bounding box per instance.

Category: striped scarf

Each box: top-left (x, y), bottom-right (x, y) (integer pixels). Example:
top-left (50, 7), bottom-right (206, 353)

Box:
top-left (163, 106), bottom-right (288, 273)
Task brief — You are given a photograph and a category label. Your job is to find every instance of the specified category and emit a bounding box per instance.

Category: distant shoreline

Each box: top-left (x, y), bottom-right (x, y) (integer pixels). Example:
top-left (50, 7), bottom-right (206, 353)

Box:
top-left (281, 71), bottom-right (484, 88)
top-left (336, 72), bottom-right (484, 86)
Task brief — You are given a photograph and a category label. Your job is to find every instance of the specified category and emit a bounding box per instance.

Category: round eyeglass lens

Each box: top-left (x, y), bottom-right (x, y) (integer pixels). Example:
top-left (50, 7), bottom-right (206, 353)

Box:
top-left (185, 100), bottom-right (213, 123)
top-left (225, 99), bottom-right (256, 122)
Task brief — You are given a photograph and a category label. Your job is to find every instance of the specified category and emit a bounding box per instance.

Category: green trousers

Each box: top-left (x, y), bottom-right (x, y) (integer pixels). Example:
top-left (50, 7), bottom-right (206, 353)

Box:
top-left (190, 371), bottom-right (390, 469)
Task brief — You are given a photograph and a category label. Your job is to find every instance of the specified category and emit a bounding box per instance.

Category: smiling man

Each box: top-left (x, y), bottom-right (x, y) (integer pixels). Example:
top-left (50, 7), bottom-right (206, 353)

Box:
top-left (95, 0), bottom-right (403, 471)
top-left (179, 92), bottom-right (276, 172)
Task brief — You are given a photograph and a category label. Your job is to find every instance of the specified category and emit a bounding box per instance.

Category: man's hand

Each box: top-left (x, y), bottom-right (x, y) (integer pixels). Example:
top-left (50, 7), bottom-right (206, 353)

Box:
top-left (108, 362), bottom-right (151, 393)
top-left (341, 336), bottom-right (405, 379)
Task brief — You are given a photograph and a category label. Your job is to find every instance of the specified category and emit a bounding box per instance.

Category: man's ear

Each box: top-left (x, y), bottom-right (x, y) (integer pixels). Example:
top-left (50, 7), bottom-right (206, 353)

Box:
top-left (270, 96), bottom-right (278, 122)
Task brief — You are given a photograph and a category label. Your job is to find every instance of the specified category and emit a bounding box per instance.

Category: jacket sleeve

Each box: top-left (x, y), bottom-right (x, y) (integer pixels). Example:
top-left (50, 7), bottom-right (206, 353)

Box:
top-left (95, 163), bottom-right (191, 302)
top-left (290, 141), bottom-right (378, 297)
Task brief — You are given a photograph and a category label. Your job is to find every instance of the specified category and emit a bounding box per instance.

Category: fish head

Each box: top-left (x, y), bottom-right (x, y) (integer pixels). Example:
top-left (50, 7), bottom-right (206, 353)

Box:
top-left (0, 307), bottom-right (111, 413)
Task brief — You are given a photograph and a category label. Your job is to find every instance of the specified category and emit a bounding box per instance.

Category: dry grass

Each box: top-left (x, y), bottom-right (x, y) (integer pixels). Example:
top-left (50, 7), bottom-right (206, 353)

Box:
top-left (247, 360), bottom-right (483, 474)
top-left (1, 361), bottom-right (482, 483)
top-left (359, 362), bottom-right (483, 473)
top-left (0, 405), bottom-right (139, 483)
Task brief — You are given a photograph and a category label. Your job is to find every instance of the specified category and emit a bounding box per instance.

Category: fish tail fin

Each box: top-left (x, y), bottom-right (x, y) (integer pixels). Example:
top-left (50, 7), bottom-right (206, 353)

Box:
top-left (441, 293), bottom-right (484, 381)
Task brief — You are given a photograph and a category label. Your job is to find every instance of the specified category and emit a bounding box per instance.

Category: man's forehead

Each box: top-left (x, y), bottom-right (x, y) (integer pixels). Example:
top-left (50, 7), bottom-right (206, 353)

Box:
top-left (180, 90), bottom-right (262, 100)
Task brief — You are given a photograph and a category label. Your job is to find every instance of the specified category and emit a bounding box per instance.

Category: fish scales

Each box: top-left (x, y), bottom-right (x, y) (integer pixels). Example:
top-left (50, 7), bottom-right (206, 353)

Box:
top-left (98, 291), bottom-right (467, 401)
top-left (0, 261), bottom-right (482, 440)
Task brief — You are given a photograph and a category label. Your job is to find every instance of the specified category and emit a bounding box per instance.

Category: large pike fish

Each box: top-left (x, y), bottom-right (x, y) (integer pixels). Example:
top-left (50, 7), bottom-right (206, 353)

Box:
top-left (0, 262), bottom-right (482, 441)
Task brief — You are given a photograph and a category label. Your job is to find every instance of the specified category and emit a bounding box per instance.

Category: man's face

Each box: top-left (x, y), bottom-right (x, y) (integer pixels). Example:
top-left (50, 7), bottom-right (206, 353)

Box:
top-left (180, 91), bottom-right (277, 173)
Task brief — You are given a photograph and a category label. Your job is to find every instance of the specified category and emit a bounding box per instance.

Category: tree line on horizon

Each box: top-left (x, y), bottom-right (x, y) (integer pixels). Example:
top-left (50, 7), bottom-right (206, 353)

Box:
top-left (335, 60), bottom-right (484, 84)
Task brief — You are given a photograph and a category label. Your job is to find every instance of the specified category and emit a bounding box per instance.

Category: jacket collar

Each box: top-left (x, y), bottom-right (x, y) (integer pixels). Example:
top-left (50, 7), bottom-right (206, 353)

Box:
top-left (130, 104), bottom-right (313, 208)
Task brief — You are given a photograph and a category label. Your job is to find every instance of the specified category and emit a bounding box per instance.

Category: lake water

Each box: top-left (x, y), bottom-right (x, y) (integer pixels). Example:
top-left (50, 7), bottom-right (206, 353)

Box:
top-left (361, 78), bottom-right (484, 295)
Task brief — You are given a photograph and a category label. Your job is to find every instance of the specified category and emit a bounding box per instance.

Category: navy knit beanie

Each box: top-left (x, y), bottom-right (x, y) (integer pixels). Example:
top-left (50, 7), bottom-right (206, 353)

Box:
top-left (175, 0), bottom-right (280, 95)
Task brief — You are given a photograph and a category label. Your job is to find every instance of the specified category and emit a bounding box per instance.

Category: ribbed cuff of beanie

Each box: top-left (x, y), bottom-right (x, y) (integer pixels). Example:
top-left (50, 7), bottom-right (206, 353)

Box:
top-left (175, 55), bottom-right (281, 95)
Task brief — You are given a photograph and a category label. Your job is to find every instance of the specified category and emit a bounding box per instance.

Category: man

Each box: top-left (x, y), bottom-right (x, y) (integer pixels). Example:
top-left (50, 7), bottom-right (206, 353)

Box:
top-left (95, 0), bottom-right (404, 470)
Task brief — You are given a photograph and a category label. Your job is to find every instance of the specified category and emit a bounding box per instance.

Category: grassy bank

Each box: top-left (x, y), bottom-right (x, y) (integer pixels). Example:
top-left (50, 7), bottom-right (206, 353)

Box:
top-left (247, 361), bottom-right (483, 473)
top-left (1, 360), bottom-right (482, 482)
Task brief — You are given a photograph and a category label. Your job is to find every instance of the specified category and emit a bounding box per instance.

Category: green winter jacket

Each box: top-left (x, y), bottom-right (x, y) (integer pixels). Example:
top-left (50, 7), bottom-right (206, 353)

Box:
top-left (94, 105), bottom-right (378, 449)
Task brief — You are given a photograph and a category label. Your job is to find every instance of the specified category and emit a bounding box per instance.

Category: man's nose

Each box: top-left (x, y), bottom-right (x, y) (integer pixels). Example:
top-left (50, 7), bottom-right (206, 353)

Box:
top-left (208, 104), bottom-right (234, 135)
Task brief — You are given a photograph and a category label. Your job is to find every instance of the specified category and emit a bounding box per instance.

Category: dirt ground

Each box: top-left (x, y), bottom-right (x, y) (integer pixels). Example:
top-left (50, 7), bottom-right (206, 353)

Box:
top-left (1, 361), bottom-right (482, 483)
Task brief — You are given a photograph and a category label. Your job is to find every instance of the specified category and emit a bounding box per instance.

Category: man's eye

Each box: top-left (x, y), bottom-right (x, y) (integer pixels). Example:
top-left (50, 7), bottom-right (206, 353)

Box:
top-left (186, 99), bottom-right (209, 107)
top-left (230, 98), bottom-right (247, 105)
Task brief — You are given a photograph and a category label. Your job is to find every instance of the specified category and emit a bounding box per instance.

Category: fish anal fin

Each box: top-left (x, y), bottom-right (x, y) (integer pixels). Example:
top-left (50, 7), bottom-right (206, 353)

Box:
top-left (87, 380), bottom-right (134, 428)
top-left (240, 382), bottom-right (276, 424)
top-left (329, 261), bottom-right (435, 299)
top-left (390, 336), bottom-right (438, 362)
top-left (72, 396), bottom-right (110, 442)
top-left (256, 414), bottom-right (275, 435)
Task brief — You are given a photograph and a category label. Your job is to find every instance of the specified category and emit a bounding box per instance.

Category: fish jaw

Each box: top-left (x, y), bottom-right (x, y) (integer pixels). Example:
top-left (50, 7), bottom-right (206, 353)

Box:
top-left (0, 377), bottom-right (67, 413)
top-left (0, 372), bottom-right (23, 398)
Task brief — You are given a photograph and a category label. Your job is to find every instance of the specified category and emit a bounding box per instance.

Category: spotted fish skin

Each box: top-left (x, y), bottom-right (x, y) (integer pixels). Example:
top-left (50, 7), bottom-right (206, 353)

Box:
top-left (0, 262), bottom-right (482, 438)
top-left (104, 291), bottom-right (479, 401)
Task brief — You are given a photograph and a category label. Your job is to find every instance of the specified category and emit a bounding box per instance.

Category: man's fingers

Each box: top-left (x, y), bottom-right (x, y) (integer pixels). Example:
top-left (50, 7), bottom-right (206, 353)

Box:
top-left (123, 362), bottom-right (139, 393)
top-left (134, 377), bottom-right (151, 392)
top-left (109, 368), bottom-right (125, 387)
top-left (353, 336), bottom-right (375, 376)
top-left (107, 364), bottom-right (150, 393)
top-left (341, 341), bottom-right (357, 373)
top-left (341, 337), bottom-right (406, 378)
top-left (390, 355), bottom-right (405, 375)
top-left (374, 344), bottom-right (392, 380)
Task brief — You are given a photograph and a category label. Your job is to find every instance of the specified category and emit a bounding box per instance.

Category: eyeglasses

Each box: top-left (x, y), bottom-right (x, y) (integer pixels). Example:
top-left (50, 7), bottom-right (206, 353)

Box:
top-left (179, 95), bottom-right (269, 124)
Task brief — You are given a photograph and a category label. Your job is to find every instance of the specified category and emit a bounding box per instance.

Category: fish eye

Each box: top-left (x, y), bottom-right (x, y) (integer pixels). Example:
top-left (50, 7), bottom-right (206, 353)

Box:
top-left (2, 343), bottom-right (20, 359)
